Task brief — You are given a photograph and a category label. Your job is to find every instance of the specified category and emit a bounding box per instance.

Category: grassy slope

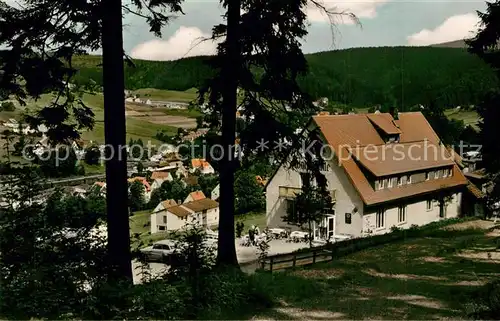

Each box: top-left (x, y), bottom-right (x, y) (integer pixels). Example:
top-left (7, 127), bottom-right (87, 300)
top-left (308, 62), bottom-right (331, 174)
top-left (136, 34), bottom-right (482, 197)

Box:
top-left (0, 93), bottom-right (179, 145)
top-left (133, 88), bottom-right (197, 103)
top-left (444, 109), bottom-right (480, 129)
top-left (251, 221), bottom-right (500, 320)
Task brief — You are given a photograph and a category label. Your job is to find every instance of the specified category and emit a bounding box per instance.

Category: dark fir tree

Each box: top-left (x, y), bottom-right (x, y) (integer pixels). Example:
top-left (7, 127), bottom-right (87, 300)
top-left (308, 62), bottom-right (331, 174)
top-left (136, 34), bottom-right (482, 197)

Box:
top-left (468, 1), bottom-right (500, 208)
top-left (84, 144), bottom-right (101, 165)
top-left (234, 171), bottom-right (264, 214)
top-left (0, 0), bottom-right (184, 282)
top-left (200, 0), bottom-right (347, 265)
top-left (128, 180), bottom-right (146, 212)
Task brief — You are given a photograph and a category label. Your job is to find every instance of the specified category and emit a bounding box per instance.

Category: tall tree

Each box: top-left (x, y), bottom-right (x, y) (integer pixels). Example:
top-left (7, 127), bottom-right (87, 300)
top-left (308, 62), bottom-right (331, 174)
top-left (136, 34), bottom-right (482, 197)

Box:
top-left (467, 1), bottom-right (500, 207)
top-left (0, 0), bottom-right (184, 282)
top-left (201, 0), bottom-right (349, 265)
top-left (101, 0), bottom-right (132, 281)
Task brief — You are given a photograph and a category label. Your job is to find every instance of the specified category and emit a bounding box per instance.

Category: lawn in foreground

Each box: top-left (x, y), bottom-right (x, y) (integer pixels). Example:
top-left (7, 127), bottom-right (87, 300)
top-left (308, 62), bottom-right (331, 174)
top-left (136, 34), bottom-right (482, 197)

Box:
top-left (251, 221), bottom-right (500, 320)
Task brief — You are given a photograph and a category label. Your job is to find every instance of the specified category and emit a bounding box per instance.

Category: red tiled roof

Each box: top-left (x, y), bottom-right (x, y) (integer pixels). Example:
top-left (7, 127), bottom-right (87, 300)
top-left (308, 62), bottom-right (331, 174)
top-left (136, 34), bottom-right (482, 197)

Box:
top-left (161, 199), bottom-right (178, 208)
top-left (151, 171), bottom-right (171, 180)
top-left (167, 205), bottom-right (191, 217)
top-left (128, 176), bottom-right (151, 192)
top-left (352, 141), bottom-right (455, 176)
top-left (182, 198), bottom-right (219, 212)
top-left (466, 181), bottom-right (485, 199)
top-left (187, 191), bottom-right (206, 201)
top-left (367, 113), bottom-right (402, 135)
top-left (312, 112), bottom-right (468, 206)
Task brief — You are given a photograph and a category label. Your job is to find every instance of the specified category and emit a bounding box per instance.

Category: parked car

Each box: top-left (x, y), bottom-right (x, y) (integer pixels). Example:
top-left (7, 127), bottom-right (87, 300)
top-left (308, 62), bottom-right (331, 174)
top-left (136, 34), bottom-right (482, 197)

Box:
top-left (140, 240), bottom-right (176, 262)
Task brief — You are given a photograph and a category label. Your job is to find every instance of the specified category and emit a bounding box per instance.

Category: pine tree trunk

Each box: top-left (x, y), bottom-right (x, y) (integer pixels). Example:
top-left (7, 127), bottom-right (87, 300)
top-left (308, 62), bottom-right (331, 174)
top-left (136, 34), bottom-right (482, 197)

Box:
top-left (216, 0), bottom-right (240, 267)
top-left (101, 0), bottom-right (133, 281)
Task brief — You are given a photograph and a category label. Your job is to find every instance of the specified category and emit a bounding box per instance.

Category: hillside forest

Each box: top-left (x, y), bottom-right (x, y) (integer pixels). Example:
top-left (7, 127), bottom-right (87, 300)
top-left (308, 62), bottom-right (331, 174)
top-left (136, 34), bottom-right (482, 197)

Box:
top-left (72, 46), bottom-right (498, 110)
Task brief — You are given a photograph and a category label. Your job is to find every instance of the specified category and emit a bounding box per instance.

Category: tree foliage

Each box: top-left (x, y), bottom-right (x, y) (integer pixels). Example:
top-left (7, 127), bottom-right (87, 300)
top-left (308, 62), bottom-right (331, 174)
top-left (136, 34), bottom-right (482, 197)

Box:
top-left (0, 0), bottom-right (185, 283)
top-left (84, 144), bottom-right (101, 165)
top-left (37, 146), bottom-right (79, 178)
top-left (234, 171), bottom-right (264, 214)
top-left (128, 180), bottom-right (146, 212)
top-left (467, 0), bottom-right (500, 208)
top-left (0, 167), bottom-right (108, 319)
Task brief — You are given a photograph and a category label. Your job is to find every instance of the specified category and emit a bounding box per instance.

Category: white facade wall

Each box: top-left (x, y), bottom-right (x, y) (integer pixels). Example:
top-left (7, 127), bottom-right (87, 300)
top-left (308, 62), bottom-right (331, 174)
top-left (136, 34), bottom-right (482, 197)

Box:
top-left (150, 206), bottom-right (220, 234)
top-left (211, 184), bottom-right (220, 200)
top-left (362, 192), bottom-right (462, 236)
top-left (265, 159), bottom-right (364, 237)
top-left (205, 207), bottom-right (219, 226)
top-left (266, 159), bottom-right (463, 239)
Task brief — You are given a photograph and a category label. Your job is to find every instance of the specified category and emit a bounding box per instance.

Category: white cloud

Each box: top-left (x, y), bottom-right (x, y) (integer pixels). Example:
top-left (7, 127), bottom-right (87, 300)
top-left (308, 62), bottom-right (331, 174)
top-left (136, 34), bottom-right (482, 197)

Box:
top-left (130, 26), bottom-right (219, 61)
top-left (306, 0), bottom-right (389, 24)
top-left (407, 13), bottom-right (480, 46)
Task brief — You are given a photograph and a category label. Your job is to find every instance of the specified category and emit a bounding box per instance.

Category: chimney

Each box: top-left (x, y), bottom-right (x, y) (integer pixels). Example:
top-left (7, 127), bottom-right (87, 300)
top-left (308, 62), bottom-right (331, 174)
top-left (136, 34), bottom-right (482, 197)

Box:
top-left (389, 107), bottom-right (399, 120)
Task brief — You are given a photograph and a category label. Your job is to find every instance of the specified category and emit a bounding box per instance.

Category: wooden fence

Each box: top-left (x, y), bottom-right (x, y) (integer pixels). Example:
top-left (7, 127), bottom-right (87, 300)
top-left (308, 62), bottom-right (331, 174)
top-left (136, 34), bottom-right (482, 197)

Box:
top-left (260, 247), bottom-right (334, 272)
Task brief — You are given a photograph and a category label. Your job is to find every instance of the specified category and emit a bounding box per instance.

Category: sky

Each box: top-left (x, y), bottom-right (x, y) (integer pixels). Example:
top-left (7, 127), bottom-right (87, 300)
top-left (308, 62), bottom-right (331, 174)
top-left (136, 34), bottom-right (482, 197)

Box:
top-left (127, 0), bottom-right (488, 61)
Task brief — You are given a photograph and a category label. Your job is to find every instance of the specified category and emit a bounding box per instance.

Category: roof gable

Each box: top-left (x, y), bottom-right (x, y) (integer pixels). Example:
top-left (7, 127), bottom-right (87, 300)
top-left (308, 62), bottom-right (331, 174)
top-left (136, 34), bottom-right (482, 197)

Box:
top-left (182, 198), bottom-right (219, 212)
top-left (367, 113), bottom-right (402, 135)
top-left (186, 190), bottom-right (206, 201)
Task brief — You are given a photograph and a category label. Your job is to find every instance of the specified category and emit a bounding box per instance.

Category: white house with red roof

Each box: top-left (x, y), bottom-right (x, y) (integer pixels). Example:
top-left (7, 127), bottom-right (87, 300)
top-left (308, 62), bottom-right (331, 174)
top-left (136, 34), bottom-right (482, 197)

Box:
top-left (190, 158), bottom-right (215, 175)
top-left (265, 112), bottom-right (467, 241)
top-left (150, 195), bottom-right (219, 233)
top-left (128, 176), bottom-right (152, 202)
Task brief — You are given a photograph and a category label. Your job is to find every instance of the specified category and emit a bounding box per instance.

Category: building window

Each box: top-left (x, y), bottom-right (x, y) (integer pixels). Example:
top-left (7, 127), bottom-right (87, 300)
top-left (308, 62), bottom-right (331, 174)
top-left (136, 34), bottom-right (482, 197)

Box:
top-left (379, 179), bottom-right (385, 190)
top-left (163, 216), bottom-right (167, 224)
top-left (435, 170), bottom-right (441, 179)
top-left (398, 206), bottom-right (407, 223)
top-left (407, 175), bottom-right (412, 184)
top-left (443, 168), bottom-right (448, 178)
top-left (159, 226), bottom-right (165, 231)
top-left (387, 177), bottom-right (394, 188)
top-left (398, 177), bottom-right (403, 186)
top-left (376, 209), bottom-right (385, 228)
top-left (202, 209), bottom-right (207, 214)
top-left (425, 172), bottom-right (430, 181)
top-left (286, 199), bottom-right (299, 223)
top-left (345, 213), bottom-right (352, 224)
top-left (426, 200), bottom-right (433, 211)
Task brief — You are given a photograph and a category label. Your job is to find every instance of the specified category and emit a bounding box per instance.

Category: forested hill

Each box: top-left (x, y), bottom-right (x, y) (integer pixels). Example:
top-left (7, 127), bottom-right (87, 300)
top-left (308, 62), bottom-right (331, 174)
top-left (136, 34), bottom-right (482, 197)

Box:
top-left (73, 46), bottom-right (498, 109)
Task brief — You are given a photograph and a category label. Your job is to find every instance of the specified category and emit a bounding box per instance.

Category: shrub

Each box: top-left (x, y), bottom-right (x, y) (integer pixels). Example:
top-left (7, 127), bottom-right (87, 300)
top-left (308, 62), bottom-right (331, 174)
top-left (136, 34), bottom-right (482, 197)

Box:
top-left (0, 101), bottom-right (15, 111)
top-left (468, 279), bottom-right (500, 319)
top-left (84, 144), bottom-right (101, 165)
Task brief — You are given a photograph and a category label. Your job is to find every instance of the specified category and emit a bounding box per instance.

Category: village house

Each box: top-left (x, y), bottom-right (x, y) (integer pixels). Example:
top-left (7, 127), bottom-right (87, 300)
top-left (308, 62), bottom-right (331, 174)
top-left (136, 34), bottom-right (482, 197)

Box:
top-left (149, 164), bottom-right (187, 180)
top-left (190, 158), bottom-right (215, 175)
top-left (211, 184), bottom-right (220, 201)
top-left (128, 176), bottom-right (152, 202)
top-left (456, 150), bottom-right (491, 217)
top-left (150, 171), bottom-right (174, 191)
top-left (91, 181), bottom-right (107, 196)
top-left (265, 112), bottom-right (468, 242)
top-left (150, 194), bottom-right (219, 233)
